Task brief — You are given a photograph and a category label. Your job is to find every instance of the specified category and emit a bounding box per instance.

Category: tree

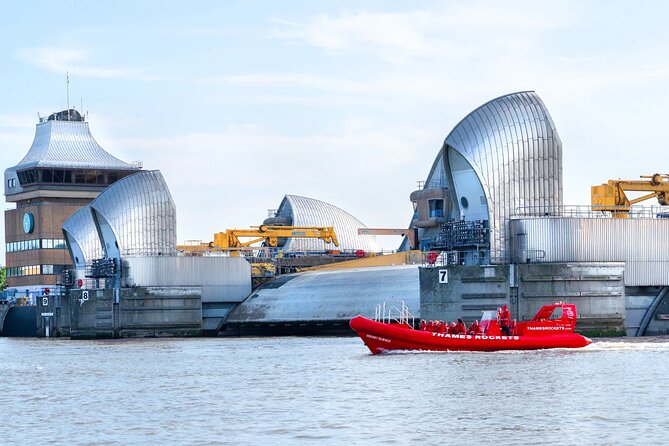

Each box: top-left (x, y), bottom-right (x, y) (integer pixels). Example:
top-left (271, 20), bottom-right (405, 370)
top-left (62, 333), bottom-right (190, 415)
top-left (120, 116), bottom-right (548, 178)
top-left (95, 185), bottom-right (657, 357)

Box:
top-left (0, 266), bottom-right (6, 291)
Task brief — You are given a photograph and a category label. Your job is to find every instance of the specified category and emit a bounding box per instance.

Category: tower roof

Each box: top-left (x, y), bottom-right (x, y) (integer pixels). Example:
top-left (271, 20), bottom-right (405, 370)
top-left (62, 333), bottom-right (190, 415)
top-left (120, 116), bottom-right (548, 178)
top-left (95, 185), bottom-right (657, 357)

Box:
top-left (11, 110), bottom-right (137, 171)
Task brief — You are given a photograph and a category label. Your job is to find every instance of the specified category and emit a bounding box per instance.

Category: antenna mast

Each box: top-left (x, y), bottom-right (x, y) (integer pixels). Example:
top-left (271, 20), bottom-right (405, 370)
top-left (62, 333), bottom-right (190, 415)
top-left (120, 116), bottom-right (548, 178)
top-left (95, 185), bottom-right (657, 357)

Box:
top-left (66, 71), bottom-right (70, 120)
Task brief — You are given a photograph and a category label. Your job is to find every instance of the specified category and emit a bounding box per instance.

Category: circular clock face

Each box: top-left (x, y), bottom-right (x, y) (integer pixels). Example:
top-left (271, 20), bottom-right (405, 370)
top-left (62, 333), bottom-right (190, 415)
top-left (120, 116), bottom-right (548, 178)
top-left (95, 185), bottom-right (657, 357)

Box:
top-left (23, 213), bottom-right (34, 234)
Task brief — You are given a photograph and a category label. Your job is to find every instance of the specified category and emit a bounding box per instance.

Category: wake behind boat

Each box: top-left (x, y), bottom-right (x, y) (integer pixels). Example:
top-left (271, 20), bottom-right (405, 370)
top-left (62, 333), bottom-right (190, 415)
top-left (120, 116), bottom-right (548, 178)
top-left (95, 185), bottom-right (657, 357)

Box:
top-left (350, 301), bottom-right (591, 354)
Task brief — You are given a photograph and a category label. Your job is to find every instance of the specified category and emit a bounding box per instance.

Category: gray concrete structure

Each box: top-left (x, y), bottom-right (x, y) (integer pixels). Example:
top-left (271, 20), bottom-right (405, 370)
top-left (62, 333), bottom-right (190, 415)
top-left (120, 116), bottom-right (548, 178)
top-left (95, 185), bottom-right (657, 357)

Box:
top-left (517, 262), bottom-right (625, 335)
top-left (123, 256), bottom-right (252, 331)
top-left (420, 263), bottom-right (626, 336)
top-left (69, 287), bottom-right (202, 339)
top-left (420, 265), bottom-right (509, 323)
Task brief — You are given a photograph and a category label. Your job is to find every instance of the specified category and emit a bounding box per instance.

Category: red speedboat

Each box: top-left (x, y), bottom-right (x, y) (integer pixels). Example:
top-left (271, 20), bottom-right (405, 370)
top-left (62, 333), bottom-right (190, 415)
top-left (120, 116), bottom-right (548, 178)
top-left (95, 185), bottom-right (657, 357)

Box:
top-left (350, 302), bottom-right (591, 354)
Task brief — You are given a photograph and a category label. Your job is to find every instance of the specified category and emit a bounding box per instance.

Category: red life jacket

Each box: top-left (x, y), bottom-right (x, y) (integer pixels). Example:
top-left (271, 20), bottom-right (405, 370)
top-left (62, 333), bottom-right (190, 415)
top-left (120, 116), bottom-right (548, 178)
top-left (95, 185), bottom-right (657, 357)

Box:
top-left (499, 308), bottom-right (511, 327)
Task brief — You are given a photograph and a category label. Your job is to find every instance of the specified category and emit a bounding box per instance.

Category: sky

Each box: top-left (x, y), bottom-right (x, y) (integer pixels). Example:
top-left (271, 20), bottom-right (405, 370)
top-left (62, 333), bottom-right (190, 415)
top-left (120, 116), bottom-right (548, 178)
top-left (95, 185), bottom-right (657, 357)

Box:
top-left (1, 0), bottom-right (669, 263)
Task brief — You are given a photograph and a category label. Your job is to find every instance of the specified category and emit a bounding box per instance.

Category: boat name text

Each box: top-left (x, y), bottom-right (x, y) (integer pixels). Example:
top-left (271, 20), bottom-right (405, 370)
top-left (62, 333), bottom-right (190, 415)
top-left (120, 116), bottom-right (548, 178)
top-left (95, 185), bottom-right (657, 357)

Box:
top-left (365, 334), bottom-right (392, 343)
top-left (431, 333), bottom-right (520, 341)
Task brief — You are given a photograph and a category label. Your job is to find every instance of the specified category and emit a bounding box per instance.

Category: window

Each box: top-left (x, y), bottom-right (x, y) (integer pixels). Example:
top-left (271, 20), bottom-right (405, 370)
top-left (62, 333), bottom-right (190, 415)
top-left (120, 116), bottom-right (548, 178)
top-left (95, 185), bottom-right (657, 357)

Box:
top-left (7, 264), bottom-right (43, 277)
top-left (39, 265), bottom-right (67, 275)
top-left (5, 239), bottom-right (67, 252)
top-left (26, 170), bottom-right (37, 184)
top-left (429, 199), bottom-right (445, 218)
top-left (53, 265), bottom-right (66, 275)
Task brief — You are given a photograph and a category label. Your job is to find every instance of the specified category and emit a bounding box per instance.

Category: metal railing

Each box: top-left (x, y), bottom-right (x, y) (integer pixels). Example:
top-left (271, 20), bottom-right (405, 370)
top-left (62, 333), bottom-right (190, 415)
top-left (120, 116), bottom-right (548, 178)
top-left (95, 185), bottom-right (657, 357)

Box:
top-left (422, 249), bottom-right (510, 266)
top-left (415, 179), bottom-right (448, 191)
top-left (374, 300), bottom-right (416, 327)
top-left (421, 248), bottom-right (548, 266)
top-left (513, 205), bottom-right (669, 219)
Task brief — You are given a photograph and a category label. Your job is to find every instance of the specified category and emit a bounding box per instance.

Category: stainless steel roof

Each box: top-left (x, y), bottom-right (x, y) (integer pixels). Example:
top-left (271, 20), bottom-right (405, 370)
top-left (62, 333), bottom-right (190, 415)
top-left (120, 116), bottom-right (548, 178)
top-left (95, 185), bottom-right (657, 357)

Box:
top-left (12, 120), bottom-right (137, 170)
top-left (277, 195), bottom-right (380, 252)
top-left (422, 91), bottom-right (563, 259)
top-left (62, 206), bottom-right (103, 268)
top-left (90, 170), bottom-right (177, 257)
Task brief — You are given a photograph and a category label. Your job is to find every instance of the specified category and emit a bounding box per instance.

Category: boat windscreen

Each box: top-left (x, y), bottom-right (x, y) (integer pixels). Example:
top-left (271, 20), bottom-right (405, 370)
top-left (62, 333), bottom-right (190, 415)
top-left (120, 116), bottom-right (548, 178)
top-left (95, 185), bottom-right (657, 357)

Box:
top-left (480, 310), bottom-right (496, 322)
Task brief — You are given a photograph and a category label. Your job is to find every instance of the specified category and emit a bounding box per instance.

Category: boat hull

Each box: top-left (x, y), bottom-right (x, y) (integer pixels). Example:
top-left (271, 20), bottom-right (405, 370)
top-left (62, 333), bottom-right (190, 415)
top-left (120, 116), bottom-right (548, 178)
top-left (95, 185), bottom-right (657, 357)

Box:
top-left (350, 316), bottom-right (591, 354)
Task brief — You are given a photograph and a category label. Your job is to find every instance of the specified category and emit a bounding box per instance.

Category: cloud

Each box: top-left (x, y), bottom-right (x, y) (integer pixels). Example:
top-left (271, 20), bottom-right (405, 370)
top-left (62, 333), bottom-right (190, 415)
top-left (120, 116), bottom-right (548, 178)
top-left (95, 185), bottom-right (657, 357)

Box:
top-left (17, 47), bottom-right (165, 81)
top-left (273, 3), bottom-right (577, 63)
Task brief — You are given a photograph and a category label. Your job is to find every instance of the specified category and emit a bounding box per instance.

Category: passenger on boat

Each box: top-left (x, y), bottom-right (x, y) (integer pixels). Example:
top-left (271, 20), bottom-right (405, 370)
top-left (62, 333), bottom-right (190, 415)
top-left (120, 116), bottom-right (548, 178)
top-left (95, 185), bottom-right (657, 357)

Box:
top-left (498, 305), bottom-right (511, 336)
top-left (468, 320), bottom-right (482, 335)
top-left (420, 320), bottom-right (427, 331)
top-left (448, 322), bottom-right (457, 334)
top-left (455, 319), bottom-right (467, 335)
top-left (438, 321), bottom-right (446, 334)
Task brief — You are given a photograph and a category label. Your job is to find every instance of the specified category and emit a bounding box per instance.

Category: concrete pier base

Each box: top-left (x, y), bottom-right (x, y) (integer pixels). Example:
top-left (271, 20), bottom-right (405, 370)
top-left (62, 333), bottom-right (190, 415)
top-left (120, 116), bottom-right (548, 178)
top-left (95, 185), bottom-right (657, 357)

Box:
top-left (69, 287), bottom-right (202, 339)
top-left (420, 262), bottom-right (627, 336)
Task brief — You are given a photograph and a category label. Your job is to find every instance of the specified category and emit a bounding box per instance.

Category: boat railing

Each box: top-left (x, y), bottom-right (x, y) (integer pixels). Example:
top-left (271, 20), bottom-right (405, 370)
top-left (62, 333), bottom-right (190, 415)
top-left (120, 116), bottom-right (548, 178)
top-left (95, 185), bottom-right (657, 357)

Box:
top-left (374, 300), bottom-right (416, 327)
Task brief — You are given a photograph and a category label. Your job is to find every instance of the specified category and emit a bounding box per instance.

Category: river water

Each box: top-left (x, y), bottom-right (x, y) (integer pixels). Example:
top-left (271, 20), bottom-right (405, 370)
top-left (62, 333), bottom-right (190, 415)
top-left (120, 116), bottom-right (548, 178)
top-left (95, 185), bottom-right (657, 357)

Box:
top-left (0, 336), bottom-right (667, 445)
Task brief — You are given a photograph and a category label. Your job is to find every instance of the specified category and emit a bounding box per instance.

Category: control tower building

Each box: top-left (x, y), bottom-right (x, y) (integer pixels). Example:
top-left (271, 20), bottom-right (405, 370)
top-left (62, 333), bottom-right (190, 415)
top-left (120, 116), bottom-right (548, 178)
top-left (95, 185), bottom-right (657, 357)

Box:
top-left (3, 109), bottom-right (141, 296)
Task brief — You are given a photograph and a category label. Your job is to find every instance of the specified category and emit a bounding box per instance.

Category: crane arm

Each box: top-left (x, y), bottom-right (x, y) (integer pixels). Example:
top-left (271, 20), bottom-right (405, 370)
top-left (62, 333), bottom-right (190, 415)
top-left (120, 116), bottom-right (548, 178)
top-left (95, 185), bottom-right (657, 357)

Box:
top-left (211, 225), bottom-right (339, 251)
top-left (591, 173), bottom-right (669, 217)
top-left (179, 226), bottom-right (339, 258)
top-left (628, 192), bottom-right (662, 205)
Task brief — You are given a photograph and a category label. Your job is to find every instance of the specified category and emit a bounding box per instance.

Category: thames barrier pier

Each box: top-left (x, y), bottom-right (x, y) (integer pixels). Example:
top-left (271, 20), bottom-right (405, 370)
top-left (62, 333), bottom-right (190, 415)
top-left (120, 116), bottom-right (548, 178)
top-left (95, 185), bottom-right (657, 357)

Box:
top-left (3, 92), bottom-right (669, 338)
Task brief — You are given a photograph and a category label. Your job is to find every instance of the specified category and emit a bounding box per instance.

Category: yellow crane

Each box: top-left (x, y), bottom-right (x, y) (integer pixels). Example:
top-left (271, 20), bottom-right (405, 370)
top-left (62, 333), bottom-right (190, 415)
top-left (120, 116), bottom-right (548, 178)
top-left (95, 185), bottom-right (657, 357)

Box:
top-left (177, 225), bottom-right (339, 255)
top-left (213, 225), bottom-right (338, 250)
top-left (591, 173), bottom-right (669, 218)
top-left (177, 225), bottom-right (339, 287)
